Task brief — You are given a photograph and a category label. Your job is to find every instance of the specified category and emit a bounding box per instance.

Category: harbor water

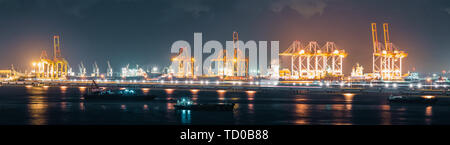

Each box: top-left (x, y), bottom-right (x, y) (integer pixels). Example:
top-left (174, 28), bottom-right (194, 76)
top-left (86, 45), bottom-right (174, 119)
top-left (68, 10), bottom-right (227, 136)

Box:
top-left (0, 86), bottom-right (449, 125)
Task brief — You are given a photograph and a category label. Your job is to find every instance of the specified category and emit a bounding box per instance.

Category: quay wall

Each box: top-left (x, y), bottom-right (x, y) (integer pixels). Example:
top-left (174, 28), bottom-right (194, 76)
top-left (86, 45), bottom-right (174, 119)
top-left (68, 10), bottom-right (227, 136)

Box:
top-left (1, 81), bottom-right (449, 96)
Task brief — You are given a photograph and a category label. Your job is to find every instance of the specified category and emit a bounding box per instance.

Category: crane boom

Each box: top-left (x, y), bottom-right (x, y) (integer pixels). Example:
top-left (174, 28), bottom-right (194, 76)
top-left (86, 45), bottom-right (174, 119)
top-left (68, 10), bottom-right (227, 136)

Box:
top-left (371, 23), bottom-right (379, 53)
top-left (383, 23), bottom-right (390, 51)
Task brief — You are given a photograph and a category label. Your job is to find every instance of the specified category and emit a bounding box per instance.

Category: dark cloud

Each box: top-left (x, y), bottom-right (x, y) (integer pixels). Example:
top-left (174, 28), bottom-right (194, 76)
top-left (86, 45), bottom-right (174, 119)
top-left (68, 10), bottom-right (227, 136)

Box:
top-left (171, 0), bottom-right (210, 18)
top-left (59, 0), bottom-right (102, 18)
top-left (446, 7), bottom-right (450, 15)
top-left (0, 0), bottom-right (145, 18)
top-left (270, 0), bottom-right (327, 18)
top-left (0, 0), bottom-right (329, 19)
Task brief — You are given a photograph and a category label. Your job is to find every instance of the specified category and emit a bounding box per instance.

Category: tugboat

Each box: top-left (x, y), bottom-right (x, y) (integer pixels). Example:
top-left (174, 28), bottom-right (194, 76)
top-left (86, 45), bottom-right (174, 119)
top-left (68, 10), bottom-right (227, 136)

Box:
top-left (388, 94), bottom-right (437, 104)
top-left (174, 97), bottom-right (235, 111)
top-left (83, 80), bottom-right (156, 101)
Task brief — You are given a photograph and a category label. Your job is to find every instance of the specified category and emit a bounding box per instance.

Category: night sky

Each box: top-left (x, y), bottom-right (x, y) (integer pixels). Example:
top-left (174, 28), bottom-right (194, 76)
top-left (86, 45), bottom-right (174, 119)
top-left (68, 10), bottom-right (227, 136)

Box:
top-left (0, 0), bottom-right (449, 74)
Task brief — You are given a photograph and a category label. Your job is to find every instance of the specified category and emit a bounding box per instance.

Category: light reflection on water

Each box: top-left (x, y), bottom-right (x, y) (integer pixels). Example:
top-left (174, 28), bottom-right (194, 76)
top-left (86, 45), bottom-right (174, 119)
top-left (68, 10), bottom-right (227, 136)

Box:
top-left (60, 86), bottom-right (67, 94)
top-left (331, 104), bottom-right (352, 125)
top-left (79, 87), bottom-right (86, 94)
top-left (248, 104), bottom-right (254, 114)
top-left (180, 110), bottom-right (191, 124)
top-left (143, 104), bottom-right (149, 111)
top-left (121, 104), bottom-right (127, 111)
top-left (28, 103), bottom-right (48, 125)
top-left (60, 102), bottom-right (68, 112)
top-left (165, 89), bottom-right (175, 101)
top-left (217, 90), bottom-right (226, 100)
top-left (167, 103), bottom-right (175, 110)
top-left (142, 88), bottom-right (150, 95)
top-left (426, 106), bottom-right (432, 117)
top-left (2, 86), bottom-right (444, 125)
top-left (79, 102), bottom-right (86, 111)
top-left (190, 89), bottom-right (199, 95)
top-left (345, 104), bottom-right (352, 110)
top-left (425, 106), bottom-right (433, 125)
top-left (295, 104), bottom-right (309, 125)
top-left (191, 94), bottom-right (198, 101)
top-left (343, 93), bottom-right (354, 103)
top-left (246, 90), bottom-right (256, 101)
top-left (380, 105), bottom-right (391, 125)
top-left (26, 87), bottom-right (49, 125)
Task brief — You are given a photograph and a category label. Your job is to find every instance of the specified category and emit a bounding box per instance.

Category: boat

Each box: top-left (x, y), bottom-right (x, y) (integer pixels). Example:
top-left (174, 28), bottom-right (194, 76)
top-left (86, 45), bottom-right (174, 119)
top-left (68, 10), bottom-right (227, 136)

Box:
top-left (174, 97), bottom-right (235, 111)
top-left (83, 80), bottom-right (156, 101)
top-left (388, 95), bottom-right (437, 104)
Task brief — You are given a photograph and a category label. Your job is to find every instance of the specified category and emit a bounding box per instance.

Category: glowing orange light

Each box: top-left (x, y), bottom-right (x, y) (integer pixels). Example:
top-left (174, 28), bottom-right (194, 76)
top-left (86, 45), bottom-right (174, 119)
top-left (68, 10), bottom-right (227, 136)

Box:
top-left (299, 50), bottom-right (305, 54)
top-left (426, 106), bottom-right (432, 117)
top-left (217, 90), bottom-right (226, 93)
top-left (422, 95), bottom-right (435, 99)
top-left (190, 89), bottom-right (199, 94)
top-left (143, 104), bottom-right (148, 110)
top-left (165, 89), bottom-right (175, 94)
top-left (342, 93), bottom-right (355, 98)
top-left (333, 50), bottom-right (339, 54)
top-left (245, 90), bottom-right (256, 94)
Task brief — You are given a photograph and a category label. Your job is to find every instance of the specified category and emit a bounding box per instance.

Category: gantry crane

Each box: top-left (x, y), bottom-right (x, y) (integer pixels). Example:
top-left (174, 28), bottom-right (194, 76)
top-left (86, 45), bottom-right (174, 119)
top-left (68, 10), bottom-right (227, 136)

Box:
top-left (79, 61), bottom-right (86, 77)
top-left (92, 61), bottom-right (99, 77)
top-left (107, 60), bottom-right (113, 77)
top-left (34, 35), bottom-right (68, 80)
top-left (371, 23), bottom-right (407, 80)
top-left (280, 41), bottom-right (347, 80)
top-left (171, 47), bottom-right (194, 78)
